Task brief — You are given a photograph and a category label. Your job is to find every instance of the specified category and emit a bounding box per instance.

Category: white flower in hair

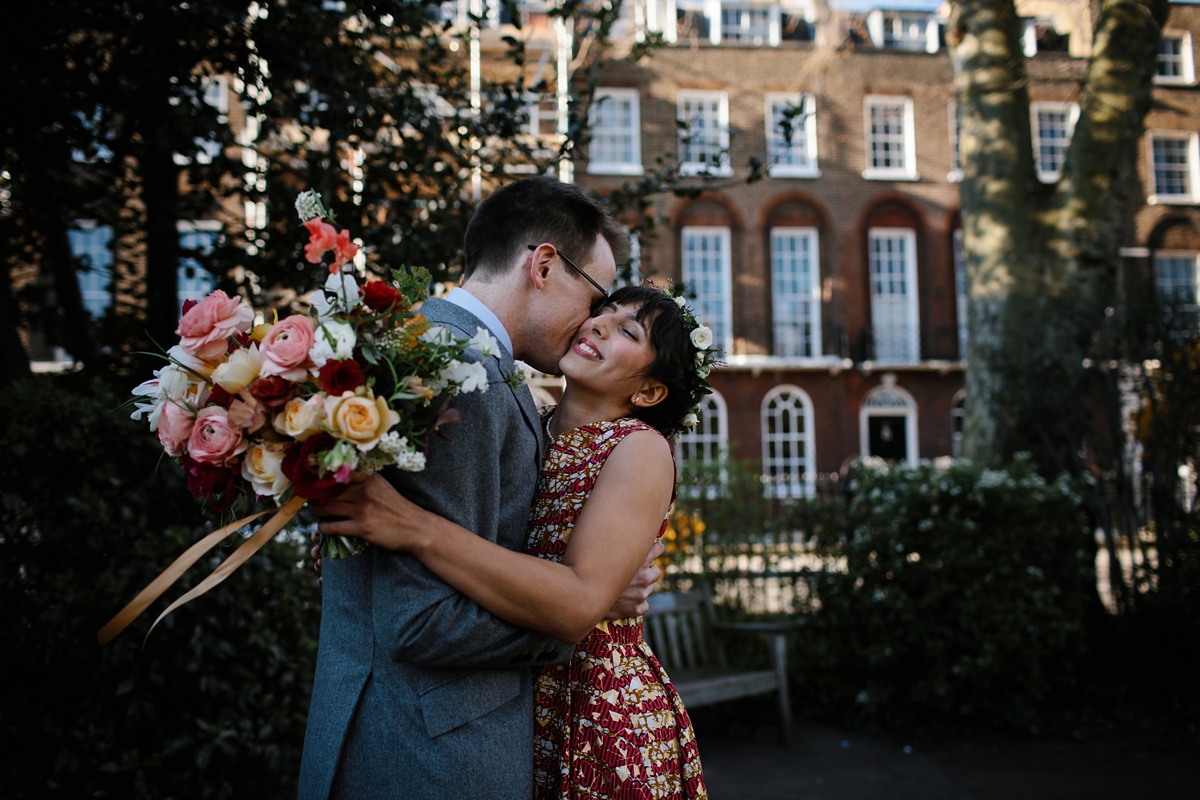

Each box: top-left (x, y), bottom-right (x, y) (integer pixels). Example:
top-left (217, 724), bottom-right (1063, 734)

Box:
top-left (682, 412), bottom-right (699, 428)
top-left (690, 325), bottom-right (713, 350)
top-left (697, 364), bottom-right (711, 379)
top-left (674, 295), bottom-right (687, 308)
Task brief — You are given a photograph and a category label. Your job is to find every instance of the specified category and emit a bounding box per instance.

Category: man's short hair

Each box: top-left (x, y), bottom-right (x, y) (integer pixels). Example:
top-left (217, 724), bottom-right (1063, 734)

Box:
top-left (463, 176), bottom-right (630, 282)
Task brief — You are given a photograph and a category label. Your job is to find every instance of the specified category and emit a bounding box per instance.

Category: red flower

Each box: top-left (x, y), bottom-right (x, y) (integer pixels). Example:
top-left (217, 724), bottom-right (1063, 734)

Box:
top-left (362, 281), bottom-right (405, 312)
top-left (208, 385), bottom-right (234, 409)
top-left (282, 434), bottom-right (348, 503)
top-left (318, 359), bottom-right (366, 396)
top-left (180, 455), bottom-right (241, 512)
top-left (249, 376), bottom-right (297, 407)
top-left (303, 218), bottom-right (339, 264)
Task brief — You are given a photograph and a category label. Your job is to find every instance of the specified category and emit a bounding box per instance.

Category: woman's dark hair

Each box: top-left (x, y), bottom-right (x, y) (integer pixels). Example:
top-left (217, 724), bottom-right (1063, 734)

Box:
top-left (606, 285), bottom-right (713, 438)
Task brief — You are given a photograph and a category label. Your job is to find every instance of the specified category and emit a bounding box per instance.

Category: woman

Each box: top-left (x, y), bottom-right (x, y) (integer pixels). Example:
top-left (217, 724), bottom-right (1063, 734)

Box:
top-left (323, 285), bottom-right (715, 799)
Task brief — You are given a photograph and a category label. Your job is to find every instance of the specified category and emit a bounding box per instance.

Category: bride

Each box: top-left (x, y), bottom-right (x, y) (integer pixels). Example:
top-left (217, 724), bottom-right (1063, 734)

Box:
top-left (318, 284), bottom-right (714, 799)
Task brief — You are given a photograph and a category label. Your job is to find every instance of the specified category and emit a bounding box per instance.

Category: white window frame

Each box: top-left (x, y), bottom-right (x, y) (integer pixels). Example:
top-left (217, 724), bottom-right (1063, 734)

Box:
top-left (761, 385), bottom-right (816, 498)
top-left (676, 390), bottom-right (729, 479)
top-left (69, 220), bottom-right (113, 319)
top-left (1030, 101), bottom-right (1079, 183)
top-left (951, 388), bottom-right (966, 459)
top-left (862, 95), bottom-right (918, 181)
top-left (587, 88), bottom-right (644, 176)
top-left (765, 92), bottom-right (819, 178)
top-left (1153, 250), bottom-right (1200, 307)
top-left (859, 378), bottom-right (919, 467)
top-left (635, 0), bottom-right (679, 44)
top-left (770, 227), bottom-right (822, 358)
top-left (1147, 131), bottom-right (1200, 205)
top-left (867, 227), bottom-right (920, 364)
top-left (681, 226), bottom-right (734, 353)
top-left (677, 90), bottom-right (732, 177)
top-left (866, 10), bottom-right (939, 53)
top-left (953, 228), bottom-right (967, 360)
top-left (717, 2), bottom-right (781, 46)
top-left (947, 98), bottom-right (963, 182)
top-left (1156, 30), bottom-right (1196, 86)
top-left (178, 220), bottom-right (222, 306)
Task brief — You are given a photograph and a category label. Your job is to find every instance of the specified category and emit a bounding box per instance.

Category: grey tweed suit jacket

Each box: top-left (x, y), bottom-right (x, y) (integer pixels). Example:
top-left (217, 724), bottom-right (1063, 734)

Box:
top-left (297, 298), bottom-right (574, 800)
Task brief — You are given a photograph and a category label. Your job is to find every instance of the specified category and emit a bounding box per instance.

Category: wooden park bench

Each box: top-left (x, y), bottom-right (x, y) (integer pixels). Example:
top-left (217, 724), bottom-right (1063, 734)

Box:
top-left (642, 587), bottom-right (799, 743)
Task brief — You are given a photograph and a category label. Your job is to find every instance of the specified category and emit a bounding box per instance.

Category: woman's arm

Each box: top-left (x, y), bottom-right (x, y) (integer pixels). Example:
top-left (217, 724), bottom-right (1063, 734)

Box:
top-left (315, 430), bottom-right (674, 643)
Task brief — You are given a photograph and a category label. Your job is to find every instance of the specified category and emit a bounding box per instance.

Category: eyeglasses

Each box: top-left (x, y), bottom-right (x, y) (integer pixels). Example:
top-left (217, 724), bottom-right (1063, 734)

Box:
top-left (528, 244), bottom-right (610, 301)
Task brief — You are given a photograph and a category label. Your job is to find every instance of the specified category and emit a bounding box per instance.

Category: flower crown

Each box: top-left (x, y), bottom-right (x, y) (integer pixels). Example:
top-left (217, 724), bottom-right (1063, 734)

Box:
top-left (655, 281), bottom-right (721, 429)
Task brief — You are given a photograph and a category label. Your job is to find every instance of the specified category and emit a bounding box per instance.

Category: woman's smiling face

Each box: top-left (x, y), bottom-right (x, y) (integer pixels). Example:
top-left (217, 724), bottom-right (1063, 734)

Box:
top-left (558, 301), bottom-right (660, 403)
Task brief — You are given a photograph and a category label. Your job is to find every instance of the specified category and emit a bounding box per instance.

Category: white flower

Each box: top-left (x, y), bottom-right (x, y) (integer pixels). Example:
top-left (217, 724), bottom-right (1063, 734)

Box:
top-left (434, 359), bottom-right (490, 394)
top-left (309, 271), bottom-right (361, 318)
top-left (309, 319), bottom-right (357, 370)
top-left (512, 360), bottom-right (535, 386)
top-left (468, 327), bottom-right (499, 359)
top-left (682, 412), bottom-right (699, 428)
top-left (420, 326), bottom-right (454, 346)
top-left (295, 190), bottom-right (323, 221)
top-left (697, 363), bottom-right (712, 379)
top-left (674, 295), bottom-right (687, 308)
top-left (690, 325), bottom-right (713, 350)
top-left (393, 448), bottom-right (427, 472)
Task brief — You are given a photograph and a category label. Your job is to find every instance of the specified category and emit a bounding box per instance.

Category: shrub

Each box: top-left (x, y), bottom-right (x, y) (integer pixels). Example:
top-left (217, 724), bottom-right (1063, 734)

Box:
top-left (796, 457), bottom-right (1095, 732)
top-left (0, 377), bottom-right (320, 798)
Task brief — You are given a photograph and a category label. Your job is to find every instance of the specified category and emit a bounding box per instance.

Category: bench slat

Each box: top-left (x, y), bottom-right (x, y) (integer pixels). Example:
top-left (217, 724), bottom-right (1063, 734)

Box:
top-left (671, 670), bottom-right (780, 707)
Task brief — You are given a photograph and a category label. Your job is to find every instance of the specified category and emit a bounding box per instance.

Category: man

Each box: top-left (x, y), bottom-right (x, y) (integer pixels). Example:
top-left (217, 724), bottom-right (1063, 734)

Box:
top-left (298, 177), bottom-right (664, 799)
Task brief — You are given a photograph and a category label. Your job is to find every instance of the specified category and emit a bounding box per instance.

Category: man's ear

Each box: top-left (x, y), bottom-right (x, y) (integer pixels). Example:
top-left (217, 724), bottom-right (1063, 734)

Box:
top-left (632, 379), bottom-right (668, 409)
top-left (528, 244), bottom-right (555, 290)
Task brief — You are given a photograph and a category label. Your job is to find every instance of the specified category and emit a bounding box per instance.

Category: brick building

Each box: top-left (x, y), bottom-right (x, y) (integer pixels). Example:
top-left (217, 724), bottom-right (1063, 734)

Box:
top-left (572, 0), bottom-right (1200, 495)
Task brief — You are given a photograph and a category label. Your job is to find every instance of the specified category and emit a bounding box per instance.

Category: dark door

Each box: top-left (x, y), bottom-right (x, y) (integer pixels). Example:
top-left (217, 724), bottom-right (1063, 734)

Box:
top-left (868, 415), bottom-right (907, 463)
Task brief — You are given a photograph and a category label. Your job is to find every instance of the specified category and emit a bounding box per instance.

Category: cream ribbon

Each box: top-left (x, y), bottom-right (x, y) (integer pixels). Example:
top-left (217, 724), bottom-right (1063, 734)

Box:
top-left (97, 495), bottom-right (307, 646)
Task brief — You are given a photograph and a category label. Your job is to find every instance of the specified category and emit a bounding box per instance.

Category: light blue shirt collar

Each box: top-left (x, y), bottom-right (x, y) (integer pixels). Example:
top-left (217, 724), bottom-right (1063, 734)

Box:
top-left (443, 287), bottom-right (514, 357)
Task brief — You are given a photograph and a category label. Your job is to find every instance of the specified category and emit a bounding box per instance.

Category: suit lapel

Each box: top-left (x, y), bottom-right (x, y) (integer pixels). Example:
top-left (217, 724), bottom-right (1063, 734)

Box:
top-left (423, 298), bottom-right (545, 468)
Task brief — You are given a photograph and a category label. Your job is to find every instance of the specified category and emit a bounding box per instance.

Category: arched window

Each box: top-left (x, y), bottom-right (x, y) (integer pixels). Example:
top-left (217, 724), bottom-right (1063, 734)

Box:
top-left (676, 390), bottom-right (728, 467)
top-left (859, 374), bottom-right (918, 466)
top-left (761, 385), bottom-right (816, 497)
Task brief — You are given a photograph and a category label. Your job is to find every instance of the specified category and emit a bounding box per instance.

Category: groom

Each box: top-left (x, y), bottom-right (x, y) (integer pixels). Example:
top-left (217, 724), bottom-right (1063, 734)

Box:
top-left (298, 177), bottom-right (663, 799)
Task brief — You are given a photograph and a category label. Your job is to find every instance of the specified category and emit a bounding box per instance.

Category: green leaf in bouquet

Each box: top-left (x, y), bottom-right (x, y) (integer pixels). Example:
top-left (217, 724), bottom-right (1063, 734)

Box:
top-left (391, 265), bottom-right (432, 305)
top-left (360, 346), bottom-right (380, 366)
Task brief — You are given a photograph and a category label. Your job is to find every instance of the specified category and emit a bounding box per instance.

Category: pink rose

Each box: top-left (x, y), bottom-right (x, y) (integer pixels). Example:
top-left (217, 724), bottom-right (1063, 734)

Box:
top-left (157, 400), bottom-right (196, 457)
top-left (259, 316), bottom-right (316, 382)
top-left (175, 290), bottom-right (254, 360)
top-left (187, 406), bottom-right (249, 466)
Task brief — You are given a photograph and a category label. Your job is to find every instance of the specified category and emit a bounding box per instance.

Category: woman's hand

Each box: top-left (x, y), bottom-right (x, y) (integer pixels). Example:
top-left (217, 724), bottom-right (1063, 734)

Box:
top-left (311, 472), bottom-right (434, 553)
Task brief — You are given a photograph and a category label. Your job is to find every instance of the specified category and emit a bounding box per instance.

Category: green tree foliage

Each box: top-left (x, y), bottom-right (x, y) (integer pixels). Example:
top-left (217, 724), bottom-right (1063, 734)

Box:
top-left (0, 376), bottom-right (321, 798)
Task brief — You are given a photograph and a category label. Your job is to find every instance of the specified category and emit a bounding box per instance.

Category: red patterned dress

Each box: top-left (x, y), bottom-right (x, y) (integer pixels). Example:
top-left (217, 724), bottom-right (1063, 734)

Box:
top-left (525, 411), bottom-right (707, 800)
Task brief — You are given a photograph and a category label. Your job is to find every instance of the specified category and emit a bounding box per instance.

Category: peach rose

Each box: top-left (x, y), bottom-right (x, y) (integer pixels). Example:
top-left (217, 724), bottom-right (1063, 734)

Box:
top-left (241, 441), bottom-right (292, 497)
top-left (157, 400), bottom-right (196, 457)
top-left (273, 395), bottom-right (325, 442)
top-left (324, 390), bottom-right (401, 452)
top-left (259, 316), bottom-right (315, 382)
top-left (175, 291), bottom-right (254, 360)
top-left (187, 406), bottom-right (249, 466)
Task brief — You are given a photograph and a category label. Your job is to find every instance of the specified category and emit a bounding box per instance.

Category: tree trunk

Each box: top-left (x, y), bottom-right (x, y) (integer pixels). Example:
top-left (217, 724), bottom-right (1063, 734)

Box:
top-left (141, 140), bottom-right (183, 352)
top-left (0, 258), bottom-right (32, 387)
top-left (951, 0), bottom-right (1168, 468)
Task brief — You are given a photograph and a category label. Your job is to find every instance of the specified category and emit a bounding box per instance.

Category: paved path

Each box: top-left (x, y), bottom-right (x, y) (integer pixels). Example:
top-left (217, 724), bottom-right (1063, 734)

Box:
top-left (695, 717), bottom-right (1200, 799)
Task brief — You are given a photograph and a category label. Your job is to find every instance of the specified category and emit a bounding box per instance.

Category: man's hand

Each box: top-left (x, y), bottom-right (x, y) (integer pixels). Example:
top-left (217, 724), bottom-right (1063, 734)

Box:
top-left (312, 472), bottom-right (430, 552)
top-left (603, 540), bottom-right (665, 620)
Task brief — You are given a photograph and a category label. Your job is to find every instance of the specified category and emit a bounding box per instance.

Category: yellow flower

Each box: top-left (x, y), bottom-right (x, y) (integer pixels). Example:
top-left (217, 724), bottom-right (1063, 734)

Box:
top-left (273, 396), bottom-right (325, 441)
top-left (211, 343), bottom-right (262, 394)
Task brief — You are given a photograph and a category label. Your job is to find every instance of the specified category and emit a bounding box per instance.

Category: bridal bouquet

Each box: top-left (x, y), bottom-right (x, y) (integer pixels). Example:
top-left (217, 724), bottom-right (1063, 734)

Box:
top-left (99, 191), bottom-right (499, 645)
